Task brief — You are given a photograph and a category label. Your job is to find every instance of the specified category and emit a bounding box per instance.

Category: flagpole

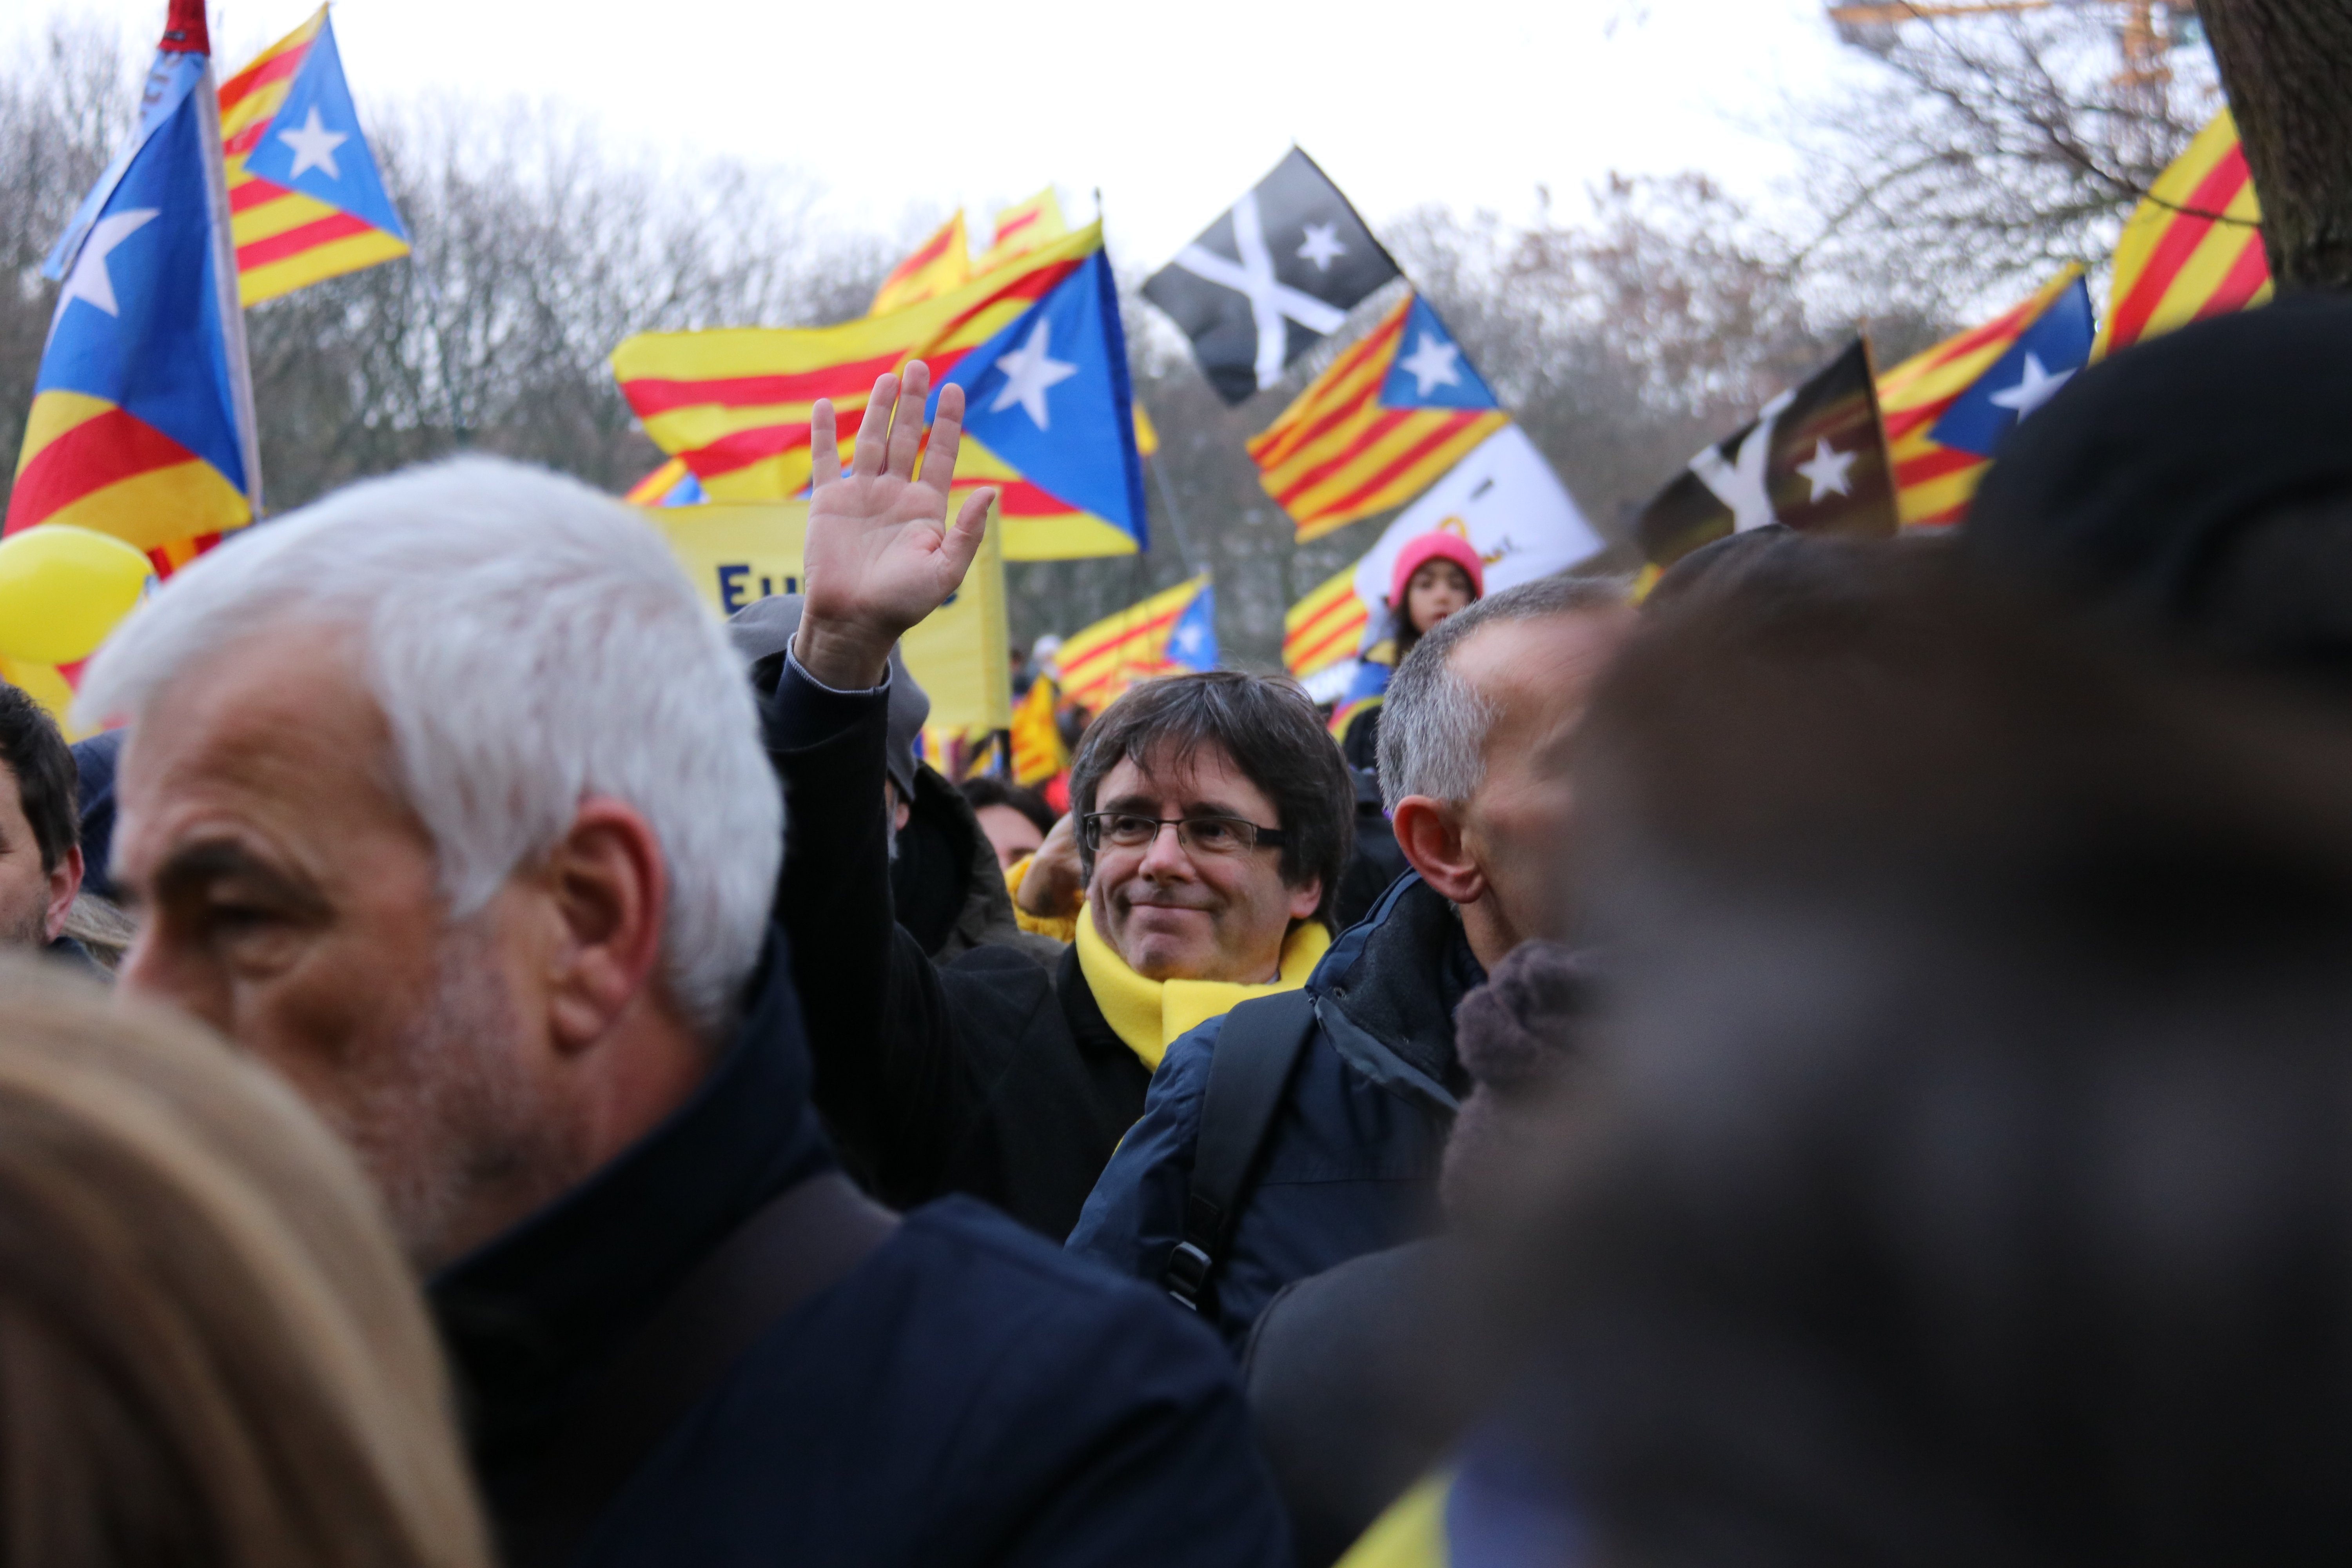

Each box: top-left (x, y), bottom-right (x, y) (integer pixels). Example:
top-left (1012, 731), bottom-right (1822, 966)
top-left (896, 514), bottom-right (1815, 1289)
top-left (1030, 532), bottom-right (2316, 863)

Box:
top-left (172, 0), bottom-right (266, 521)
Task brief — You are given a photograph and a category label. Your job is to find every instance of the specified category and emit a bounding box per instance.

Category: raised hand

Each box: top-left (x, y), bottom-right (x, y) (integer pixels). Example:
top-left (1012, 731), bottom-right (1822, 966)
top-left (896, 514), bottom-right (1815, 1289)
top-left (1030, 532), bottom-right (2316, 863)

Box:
top-left (794, 360), bottom-right (997, 690)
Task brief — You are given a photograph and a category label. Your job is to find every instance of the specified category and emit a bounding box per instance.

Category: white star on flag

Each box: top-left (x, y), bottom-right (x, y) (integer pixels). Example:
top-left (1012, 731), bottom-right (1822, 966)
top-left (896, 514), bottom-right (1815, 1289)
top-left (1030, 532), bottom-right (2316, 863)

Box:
top-left (1296, 223), bottom-right (1347, 271)
top-left (1171, 619), bottom-right (1209, 659)
top-left (53, 207), bottom-right (160, 327)
top-left (278, 106), bottom-right (349, 179)
top-left (1397, 332), bottom-right (1463, 398)
top-left (1796, 437), bottom-right (1858, 502)
top-left (1987, 351), bottom-right (2074, 418)
top-left (989, 317), bottom-right (1079, 430)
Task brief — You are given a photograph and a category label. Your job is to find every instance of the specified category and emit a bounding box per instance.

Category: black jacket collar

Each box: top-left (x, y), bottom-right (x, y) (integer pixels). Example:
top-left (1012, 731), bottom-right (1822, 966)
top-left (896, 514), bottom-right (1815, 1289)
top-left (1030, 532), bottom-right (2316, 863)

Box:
top-left (429, 929), bottom-right (833, 1475)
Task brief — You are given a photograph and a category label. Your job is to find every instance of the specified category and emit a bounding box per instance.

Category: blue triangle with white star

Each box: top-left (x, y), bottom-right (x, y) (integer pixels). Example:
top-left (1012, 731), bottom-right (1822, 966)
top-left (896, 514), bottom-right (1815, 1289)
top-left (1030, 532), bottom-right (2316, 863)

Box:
top-left (1166, 583), bottom-right (1218, 671)
top-left (1378, 296), bottom-right (1499, 412)
top-left (240, 14), bottom-right (408, 238)
top-left (1929, 278), bottom-right (2096, 459)
top-left (931, 249), bottom-right (1147, 535)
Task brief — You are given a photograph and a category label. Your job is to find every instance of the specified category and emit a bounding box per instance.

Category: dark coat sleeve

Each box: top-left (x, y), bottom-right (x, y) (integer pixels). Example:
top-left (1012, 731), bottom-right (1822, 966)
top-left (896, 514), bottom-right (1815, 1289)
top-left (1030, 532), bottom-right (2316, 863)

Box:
top-left (1063, 1018), bottom-right (1221, 1291)
top-left (753, 652), bottom-right (965, 1205)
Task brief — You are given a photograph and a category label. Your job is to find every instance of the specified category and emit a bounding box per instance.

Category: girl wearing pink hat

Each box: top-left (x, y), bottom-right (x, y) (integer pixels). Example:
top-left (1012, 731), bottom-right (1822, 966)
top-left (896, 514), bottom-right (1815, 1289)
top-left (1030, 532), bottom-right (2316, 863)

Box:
top-left (1333, 531), bottom-right (1486, 773)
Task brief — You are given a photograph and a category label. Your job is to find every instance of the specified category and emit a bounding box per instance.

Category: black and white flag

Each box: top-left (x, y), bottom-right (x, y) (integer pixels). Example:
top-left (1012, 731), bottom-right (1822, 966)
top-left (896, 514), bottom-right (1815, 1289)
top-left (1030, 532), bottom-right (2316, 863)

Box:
top-left (1637, 338), bottom-right (1897, 569)
top-left (1143, 149), bottom-right (1399, 405)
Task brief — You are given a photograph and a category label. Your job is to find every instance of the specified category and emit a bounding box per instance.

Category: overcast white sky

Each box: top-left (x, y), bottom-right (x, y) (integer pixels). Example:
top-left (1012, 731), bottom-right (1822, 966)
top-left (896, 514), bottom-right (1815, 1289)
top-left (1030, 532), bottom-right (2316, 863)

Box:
top-left (6, 0), bottom-right (1878, 266)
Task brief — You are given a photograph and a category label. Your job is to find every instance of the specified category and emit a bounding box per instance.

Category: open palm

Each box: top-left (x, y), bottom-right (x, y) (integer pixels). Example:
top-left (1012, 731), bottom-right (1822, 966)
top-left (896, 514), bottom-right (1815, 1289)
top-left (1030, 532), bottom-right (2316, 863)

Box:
top-left (799, 361), bottom-right (995, 682)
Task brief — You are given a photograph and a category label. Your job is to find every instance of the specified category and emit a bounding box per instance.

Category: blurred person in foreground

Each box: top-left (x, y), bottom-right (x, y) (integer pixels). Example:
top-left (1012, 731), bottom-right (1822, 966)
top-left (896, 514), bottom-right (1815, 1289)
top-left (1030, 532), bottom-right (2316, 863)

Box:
top-left (80, 429), bottom-right (1288, 1567)
top-left (1352, 545), bottom-right (2352, 1565)
top-left (1069, 577), bottom-right (1633, 1345)
top-left (0, 953), bottom-right (491, 1568)
top-left (763, 384), bottom-right (1352, 1241)
top-left (0, 682), bottom-right (86, 959)
top-left (1963, 294), bottom-right (2352, 697)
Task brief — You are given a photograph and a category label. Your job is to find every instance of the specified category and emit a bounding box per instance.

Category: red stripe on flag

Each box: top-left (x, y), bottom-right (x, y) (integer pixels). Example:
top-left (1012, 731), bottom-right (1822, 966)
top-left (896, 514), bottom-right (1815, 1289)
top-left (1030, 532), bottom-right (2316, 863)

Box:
top-left (229, 175), bottom-right (293, 214)
top-left (1062, 607), bottom-right (1187, 685)
top-left (1287, 614), bottom-right (1366, 671)
top-left (235, 209), bottom-right (374, 269)
top-left (1249, 317), bottom-right (1406, 466)
top-left (1310, 416), bottom-right (1483, 522)
top-left (931, 259), bottom-right (1079, 345)
top-left (1272, 407), bottom-right (1415, 508)
top-left (218, 38), bottom-right (308, 112)
top-left (996, 209), bottom-right (1040, 241)
top-left (1895, 445), bottom-right (1984, 488)
top-left (5, 408), bottom-right (196, 530)
top-left (621, 350), bottom-right (904, 416)
top-left (2108, 151), bottom-right (2252, 350)
top-left (1882, 396), bottom-right (1962, 445)
top-left (992, 479), bottom-right (1084, 518)
top-left (2197, 231), bottom-right (2272, 321)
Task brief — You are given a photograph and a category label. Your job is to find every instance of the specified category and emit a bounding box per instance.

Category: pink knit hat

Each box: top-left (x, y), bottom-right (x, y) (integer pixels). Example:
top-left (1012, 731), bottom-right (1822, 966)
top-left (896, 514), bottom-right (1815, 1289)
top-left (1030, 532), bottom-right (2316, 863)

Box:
top-left (1388, 532), bottom-right (1486, 611)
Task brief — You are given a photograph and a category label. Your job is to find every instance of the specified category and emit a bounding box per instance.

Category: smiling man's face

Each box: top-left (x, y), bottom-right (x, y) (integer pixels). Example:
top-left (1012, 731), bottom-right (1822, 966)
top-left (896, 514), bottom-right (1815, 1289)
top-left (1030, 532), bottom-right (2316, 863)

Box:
top-left (1086, 742), bottom-right (1320, 984)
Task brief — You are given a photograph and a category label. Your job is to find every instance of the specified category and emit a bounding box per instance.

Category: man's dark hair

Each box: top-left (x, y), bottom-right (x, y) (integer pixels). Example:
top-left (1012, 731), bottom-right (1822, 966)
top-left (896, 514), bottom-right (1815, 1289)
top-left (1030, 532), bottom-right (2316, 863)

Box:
top-left (1069, 671), bottom-right (1352, 926)
top-left (958, 775), bottom-right (1058, 837)
top-left (0, 686), bottom-right (76, 875)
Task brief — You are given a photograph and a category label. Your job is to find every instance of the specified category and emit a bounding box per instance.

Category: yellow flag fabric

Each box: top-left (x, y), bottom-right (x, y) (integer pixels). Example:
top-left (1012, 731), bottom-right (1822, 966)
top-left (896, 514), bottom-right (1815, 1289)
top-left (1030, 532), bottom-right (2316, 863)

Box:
top-left (2094, 109), bottom-right (2272, 361)
top-left (871, 212), bottom-right (972, 316)
top-left (0, 655), bottom-right (94, 740)
top-left (1053, 574), bottom-right (1211, 711)
top-left (1332, 1473), bottom-right (1451, 1568)
top-left (648, 502), bottom-right (1012, 731)
top-left (1009, 673), bottom-right (1068, 785)
top-left (976, 187), bottom-right (1067, 275)
top-left (1073, 904), bottom-right (1330, 1072)
top-left (1284, 559), bottom-right (1370, 678)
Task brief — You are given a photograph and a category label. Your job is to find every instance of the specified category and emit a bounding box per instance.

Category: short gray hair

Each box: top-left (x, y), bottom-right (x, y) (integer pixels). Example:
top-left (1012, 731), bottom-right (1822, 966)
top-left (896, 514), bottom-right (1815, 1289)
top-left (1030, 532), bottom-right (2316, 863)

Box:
top-left (1379, 575), bottom-right (1630, 811)
top-left (78, 456), bottom-right (779, 1035)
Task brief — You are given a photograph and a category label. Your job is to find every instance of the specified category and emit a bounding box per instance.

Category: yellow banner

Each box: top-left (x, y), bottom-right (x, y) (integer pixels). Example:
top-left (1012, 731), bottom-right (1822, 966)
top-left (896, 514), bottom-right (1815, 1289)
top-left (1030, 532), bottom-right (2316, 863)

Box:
top-left (648, 503), bottom-right (1012, 733)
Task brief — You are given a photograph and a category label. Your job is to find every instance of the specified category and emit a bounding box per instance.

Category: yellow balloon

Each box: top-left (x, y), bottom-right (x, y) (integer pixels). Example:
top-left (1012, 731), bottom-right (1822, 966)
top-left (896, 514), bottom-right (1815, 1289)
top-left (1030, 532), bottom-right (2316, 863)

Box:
top-left (0, 524), bottom-right (156, 665)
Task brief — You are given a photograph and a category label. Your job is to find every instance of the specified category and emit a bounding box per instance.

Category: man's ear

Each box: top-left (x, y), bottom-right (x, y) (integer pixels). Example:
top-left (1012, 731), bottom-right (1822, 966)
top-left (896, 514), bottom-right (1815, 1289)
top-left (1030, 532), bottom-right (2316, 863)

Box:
top-left (1286, 875), bottom-right (1323, 924)
top-left (543, 798), bottom-right (669, 1054)
top-left (42, 843), bottom-right (82, 944)
top-left (1390, 795), bottom-right (1486, 906)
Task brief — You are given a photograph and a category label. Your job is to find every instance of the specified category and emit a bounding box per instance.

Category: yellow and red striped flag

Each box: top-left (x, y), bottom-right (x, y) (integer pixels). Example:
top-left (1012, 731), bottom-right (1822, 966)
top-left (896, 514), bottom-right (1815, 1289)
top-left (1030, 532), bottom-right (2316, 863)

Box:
top-left (1247, 294), bottom-right (1507, 543)
top-left (1054, 574), bottom-right (1212, 712)
top-left (1876, 268), bottom-right (2088, 529)
top-left (613, 223), bottom-right (1140, 561)
top-left (2094, 109), bottom-right (2272, 361)
top-left (1009, 673), bottom-right (1068, 786)
top-left (1283, 561), bottom-right (1369, 679)
top-left (976, 188), bottom-right (1066, 276)
top-left (218, 7), bottom-right (411, 306)
top-left (871, 212), bottom-right (970, 316)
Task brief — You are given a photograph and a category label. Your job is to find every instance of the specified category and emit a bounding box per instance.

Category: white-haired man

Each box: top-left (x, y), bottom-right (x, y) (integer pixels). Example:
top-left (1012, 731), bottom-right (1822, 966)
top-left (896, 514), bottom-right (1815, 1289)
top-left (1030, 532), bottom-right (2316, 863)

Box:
top-left (83, 371), bottom-right (1287, 1567)
top-left (1067, 577), bottom-right (1635, 1343)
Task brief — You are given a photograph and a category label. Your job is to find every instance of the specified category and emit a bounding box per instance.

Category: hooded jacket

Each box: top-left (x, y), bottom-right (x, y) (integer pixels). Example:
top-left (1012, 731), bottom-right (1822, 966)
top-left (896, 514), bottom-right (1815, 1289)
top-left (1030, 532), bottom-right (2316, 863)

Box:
top-left (428, 930), bottom-right (1288, 1567)
top-left (1066, 870), bottom-right (1485, 1346)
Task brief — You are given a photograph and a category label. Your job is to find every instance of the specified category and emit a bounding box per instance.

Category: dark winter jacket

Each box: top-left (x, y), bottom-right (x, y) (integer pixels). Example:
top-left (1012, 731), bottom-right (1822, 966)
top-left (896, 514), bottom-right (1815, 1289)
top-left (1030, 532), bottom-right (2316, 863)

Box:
top-left (429, 931), bottom-right (1288, 1568)
top-left (1066, 871), bottom-right (1484, 1345)
top-left (754, 651), bottom-right (1147, 1240)
top-left (893, 759), bottom-right (1063, 966)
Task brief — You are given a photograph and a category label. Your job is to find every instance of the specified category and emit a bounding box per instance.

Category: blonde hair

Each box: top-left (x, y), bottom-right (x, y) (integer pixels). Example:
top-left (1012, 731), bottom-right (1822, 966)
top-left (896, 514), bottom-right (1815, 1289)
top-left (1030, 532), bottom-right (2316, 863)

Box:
top-left (0, 954), bottom-right (493, 1568)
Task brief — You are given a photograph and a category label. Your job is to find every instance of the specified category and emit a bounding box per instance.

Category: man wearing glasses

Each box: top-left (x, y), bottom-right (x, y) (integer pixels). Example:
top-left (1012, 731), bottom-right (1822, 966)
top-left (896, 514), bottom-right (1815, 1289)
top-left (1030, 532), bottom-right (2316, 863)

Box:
top-left (757, 365), bottom-right (1353, 1249)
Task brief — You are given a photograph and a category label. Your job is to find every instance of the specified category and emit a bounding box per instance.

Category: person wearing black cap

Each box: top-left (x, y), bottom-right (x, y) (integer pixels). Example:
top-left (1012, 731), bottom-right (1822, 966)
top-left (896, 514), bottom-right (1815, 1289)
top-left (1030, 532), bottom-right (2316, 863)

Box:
top-left (1962, 294), bottom-right (2352, 693)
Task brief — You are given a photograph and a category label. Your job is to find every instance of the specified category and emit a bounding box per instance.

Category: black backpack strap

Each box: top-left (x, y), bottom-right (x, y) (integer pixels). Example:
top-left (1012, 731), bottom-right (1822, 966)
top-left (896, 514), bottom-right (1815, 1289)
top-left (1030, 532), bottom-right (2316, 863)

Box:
top-left (497, 1171), bottom-right (898, 1568)
top-left (1164, 989), bottom-right (1319, 1314)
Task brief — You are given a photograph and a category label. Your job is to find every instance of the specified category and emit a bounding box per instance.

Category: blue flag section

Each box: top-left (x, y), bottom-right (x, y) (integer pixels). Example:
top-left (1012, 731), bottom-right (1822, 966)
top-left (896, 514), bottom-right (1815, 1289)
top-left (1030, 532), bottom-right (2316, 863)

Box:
top-left (44, 51), bottom-right (211, 283)
top-left (239, 13), bottom-right (409, 240)
top-left (36, 62), bottom-right (247, 498)
top-left (1166, 583), bottom-right (1218, 671)
top-left (1930, 276), bottom-right (2096, 458)
top-left (1379, 294), bottom-right (1500, 411)
top-left (932, 250), bottom-right (1149, 548)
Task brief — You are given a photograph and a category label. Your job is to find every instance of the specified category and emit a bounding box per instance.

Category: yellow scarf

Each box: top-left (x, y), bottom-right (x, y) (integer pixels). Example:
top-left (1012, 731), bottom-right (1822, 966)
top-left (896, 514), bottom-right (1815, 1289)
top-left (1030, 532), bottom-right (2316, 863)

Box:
top-left (1073, 902), bottom-right (1331, 1072)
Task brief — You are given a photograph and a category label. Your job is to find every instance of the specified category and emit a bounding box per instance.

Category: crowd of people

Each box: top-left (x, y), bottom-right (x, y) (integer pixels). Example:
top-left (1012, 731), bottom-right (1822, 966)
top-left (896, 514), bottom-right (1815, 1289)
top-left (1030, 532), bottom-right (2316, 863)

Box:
top-left (3, 299), bottom-right (2352, 1566)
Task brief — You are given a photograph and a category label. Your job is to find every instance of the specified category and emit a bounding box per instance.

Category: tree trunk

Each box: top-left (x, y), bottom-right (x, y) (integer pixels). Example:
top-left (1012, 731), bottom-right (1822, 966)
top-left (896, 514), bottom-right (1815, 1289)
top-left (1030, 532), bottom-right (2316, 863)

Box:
top-left (2196, 0), bottom-right (2352, 294)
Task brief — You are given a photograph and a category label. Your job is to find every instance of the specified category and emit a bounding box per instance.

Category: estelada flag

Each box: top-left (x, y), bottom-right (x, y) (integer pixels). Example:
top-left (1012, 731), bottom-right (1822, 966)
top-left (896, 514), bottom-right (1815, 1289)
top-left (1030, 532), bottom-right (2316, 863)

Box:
top-left (2095, 109), bottom-right (2272, 361)
top-left (613, 223), bottom-right (1099, 505)
top-left (1877, 269), bottom-right (2095, 528)
top-left (977, 188), bottom-right (1066, 275)
top-left (1009, 673), bottom-right (1068, 786)
top-left (1637, 339), bottom-right (1896, 570)
top-left (1055, 574), bottom-right (1213, 712)
top-left (871, 212), bottom-right (970, 316)
top-left (217, 7), bottom-right (411, 306)
top-left (928, 248), bottom-right (1148, 559)
top-left (623, 456), bottom-right (705, 507)
top-left (1248, 294), bottom-right (1507, 542)
top-left (12, 4), bottom-right (258, 571)
top-left (1284, 560), bottom-right (1368, 679)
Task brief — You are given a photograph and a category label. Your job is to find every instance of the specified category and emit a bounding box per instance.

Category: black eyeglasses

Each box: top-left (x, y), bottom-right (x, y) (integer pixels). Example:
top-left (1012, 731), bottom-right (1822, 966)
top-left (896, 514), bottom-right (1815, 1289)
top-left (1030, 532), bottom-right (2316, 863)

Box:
top-left (1081, 812), bottom-right (1288, 857)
